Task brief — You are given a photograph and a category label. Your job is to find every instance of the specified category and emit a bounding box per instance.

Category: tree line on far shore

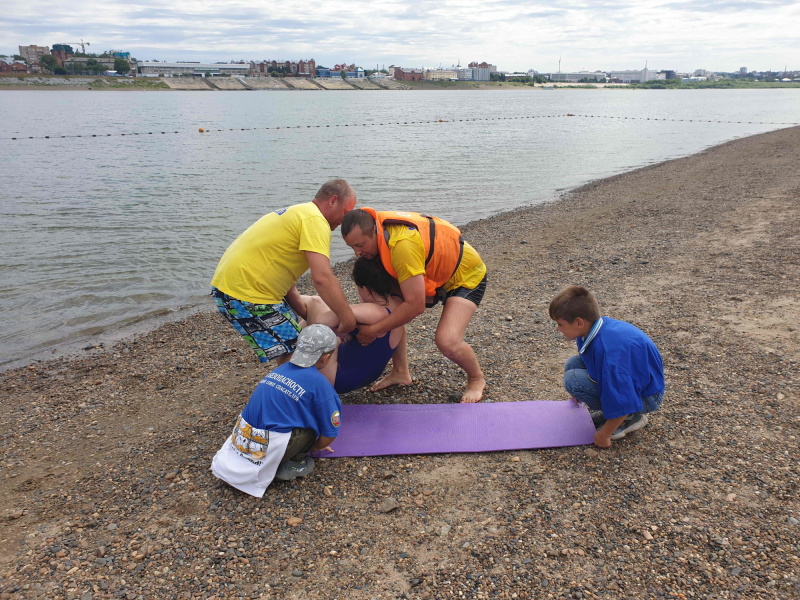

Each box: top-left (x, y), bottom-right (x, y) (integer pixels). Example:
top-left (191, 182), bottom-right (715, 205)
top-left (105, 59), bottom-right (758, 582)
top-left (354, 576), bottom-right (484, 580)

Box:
top-left (35, 54), bottom-right (131, 76)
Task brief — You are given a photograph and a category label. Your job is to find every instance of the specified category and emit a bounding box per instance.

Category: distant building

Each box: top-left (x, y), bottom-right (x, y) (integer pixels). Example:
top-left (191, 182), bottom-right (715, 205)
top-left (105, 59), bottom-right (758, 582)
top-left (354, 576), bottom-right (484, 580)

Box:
top-left (393, 67), bottom-right (423, 81)
top-left (65, 56), bottom-right (117, 70)
top-left (332, 64), bottom-right (364, 78)
top-left (18, 45), bottom-right (50, 73)
top-left (138, 62), bottom-right (249, 77)
top-left (51, 50), bottom-right (70, 66)
top-left (0, 61), bottom-right (28, 73)
top-left (297, 60), bottom-right (316, 77)
top-left (106, 50), bottom-right (131, 59)
top-left (316, 65), bottom-right (364, 78)
top-left (470, 68), bottom-right (489, 81)
top-left (425, 69), bottom-right (458, 81)
top-left (739, 67), bottom-right (747, 75)
top-left (468, 61), bottom-right (496, 73)
top-left (606, 68), bottom-right (656, 83)
top-left (455, 68), bottom-right (473, 81)
top-left (249, 59), bottom-right (316, 77)
top-left (468, 61), bottom-right (496, 81)
top-left (548, 71), bottom-right (606, 83)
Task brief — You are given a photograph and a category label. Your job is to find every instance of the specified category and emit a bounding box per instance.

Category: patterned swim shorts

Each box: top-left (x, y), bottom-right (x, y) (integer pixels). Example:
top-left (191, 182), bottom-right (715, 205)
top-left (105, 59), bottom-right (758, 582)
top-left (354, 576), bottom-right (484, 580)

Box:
top-left (211, 288), bottom-right (301, 363)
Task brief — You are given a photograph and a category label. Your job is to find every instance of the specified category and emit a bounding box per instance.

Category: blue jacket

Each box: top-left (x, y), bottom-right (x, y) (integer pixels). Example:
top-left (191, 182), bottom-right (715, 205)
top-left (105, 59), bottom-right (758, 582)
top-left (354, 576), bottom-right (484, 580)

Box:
top-left (242, 363), bottom-right (342, 438)
top-left (577, 317), bottom-right (664, 419)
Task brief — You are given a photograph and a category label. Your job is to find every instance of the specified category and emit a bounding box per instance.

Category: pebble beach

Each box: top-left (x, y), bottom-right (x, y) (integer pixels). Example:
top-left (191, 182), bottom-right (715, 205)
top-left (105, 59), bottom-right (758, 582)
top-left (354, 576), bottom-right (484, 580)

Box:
top-left (1, 126), bottom-right (798, 600)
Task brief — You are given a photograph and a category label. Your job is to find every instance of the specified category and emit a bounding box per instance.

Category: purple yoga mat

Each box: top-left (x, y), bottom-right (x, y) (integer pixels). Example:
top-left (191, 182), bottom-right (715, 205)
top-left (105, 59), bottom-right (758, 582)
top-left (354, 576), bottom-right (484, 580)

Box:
top-left (313, 400), bottom-right (595, 458)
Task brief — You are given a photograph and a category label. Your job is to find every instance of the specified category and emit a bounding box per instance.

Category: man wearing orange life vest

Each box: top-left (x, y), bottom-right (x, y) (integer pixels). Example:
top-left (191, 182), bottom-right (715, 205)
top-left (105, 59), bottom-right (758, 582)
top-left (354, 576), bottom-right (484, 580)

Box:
top-left (341, 208), bottom-right (487, 403)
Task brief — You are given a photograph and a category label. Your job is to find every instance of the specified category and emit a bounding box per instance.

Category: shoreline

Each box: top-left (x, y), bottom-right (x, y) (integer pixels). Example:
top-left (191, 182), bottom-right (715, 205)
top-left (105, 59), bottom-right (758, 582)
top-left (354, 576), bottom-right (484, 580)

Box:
top-left (3, 76), bottom-right (799, 92)
top-left (1, 127), bottom-right (798, 598)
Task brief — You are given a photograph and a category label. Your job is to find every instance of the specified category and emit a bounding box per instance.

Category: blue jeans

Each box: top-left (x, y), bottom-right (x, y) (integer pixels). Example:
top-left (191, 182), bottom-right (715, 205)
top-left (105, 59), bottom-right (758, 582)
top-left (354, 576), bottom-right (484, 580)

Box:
top-left (563, 355), bottom-right (663, 414)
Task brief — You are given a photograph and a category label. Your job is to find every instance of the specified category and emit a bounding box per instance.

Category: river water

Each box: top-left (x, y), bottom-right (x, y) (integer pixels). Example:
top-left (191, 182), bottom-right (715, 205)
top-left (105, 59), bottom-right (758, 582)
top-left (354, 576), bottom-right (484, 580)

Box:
top-left (1, 88), bottom-right (798, 369)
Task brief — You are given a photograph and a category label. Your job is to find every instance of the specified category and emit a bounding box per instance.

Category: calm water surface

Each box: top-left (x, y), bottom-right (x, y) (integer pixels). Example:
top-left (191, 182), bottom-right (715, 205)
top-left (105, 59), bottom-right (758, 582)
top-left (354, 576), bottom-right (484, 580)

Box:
top-left (1, 88), bottom-right (798, 369)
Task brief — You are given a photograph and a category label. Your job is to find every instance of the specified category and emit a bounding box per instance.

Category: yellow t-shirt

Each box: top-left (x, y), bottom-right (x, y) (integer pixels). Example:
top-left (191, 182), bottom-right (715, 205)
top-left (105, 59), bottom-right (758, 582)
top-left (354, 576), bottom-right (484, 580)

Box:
top-left (211, 202), bottom-right (331, 304)
top-left (386, 225), bottom-right (486, 293)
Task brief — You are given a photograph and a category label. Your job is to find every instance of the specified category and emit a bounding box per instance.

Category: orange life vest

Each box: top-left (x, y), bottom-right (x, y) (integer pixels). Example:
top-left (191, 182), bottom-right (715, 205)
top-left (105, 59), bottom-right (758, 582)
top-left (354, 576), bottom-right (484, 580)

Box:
top-left (361, 207), bottom-right (464, 297)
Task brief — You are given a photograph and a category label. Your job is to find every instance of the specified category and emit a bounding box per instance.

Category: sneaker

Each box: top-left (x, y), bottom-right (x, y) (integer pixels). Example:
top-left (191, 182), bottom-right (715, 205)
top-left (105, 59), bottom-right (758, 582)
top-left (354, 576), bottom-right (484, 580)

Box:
top-left (589, 410), bottom-right (607, 428)
top-left (610, 413), bottom-right (648, 441)
top-left (275, 457), bottom-right (315, 481)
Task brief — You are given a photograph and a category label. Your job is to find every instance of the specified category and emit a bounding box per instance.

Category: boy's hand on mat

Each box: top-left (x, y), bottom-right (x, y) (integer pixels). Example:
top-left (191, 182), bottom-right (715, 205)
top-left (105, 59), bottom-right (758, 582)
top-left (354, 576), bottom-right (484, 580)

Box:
top-left (593, 430), bottom-right (612, 448)
top-left (316, 446), bottom-right (334, 454)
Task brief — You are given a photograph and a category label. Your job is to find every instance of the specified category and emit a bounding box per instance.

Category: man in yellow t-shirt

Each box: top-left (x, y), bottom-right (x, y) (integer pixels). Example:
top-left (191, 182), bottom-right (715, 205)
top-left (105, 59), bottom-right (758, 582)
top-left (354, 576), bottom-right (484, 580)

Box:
top-left (341, 209), bottom-right (487, 403)
top-left (211, 180), bottom-right (357, 364)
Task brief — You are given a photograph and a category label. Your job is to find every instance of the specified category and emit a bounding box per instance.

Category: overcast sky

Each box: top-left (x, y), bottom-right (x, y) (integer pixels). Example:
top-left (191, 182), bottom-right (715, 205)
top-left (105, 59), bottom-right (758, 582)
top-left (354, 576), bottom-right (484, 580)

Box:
top-left (2, 0), bottom-right (798, 73)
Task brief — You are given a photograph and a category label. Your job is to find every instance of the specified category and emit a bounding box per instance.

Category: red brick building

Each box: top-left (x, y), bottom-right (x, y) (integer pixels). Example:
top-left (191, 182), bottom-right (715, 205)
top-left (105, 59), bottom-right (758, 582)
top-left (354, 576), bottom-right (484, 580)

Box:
top-left (0, 61), bottom-right (28, 73)
top-left (249, 59), bottom-right (316, 77)
top-left (393, 67), bottom-right (423, 81)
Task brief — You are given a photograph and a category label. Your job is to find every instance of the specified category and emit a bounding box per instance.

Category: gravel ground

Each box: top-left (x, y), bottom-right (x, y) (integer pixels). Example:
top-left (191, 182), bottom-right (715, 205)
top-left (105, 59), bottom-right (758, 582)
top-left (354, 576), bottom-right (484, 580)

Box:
top-left (1, 127), bottom-right (798, 600)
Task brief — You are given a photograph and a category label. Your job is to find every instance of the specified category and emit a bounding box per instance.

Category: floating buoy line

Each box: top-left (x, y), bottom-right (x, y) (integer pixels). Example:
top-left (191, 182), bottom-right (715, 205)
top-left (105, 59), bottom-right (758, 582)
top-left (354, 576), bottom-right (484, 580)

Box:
top-left (7, 113), bottom-right (798, 141)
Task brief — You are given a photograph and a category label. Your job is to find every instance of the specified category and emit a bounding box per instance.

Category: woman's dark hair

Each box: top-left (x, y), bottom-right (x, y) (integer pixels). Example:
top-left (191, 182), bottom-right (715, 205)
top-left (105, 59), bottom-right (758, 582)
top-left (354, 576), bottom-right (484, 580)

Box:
top-left (352, 257), bottom-right (394, 301)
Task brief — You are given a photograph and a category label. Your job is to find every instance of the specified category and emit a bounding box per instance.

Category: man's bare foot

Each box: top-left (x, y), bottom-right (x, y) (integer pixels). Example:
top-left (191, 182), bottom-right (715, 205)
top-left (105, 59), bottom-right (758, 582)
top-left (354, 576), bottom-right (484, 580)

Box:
top-left (460, 377), bottom-right (486, 403)
top-left (369, 371), bottom-right (413, 392)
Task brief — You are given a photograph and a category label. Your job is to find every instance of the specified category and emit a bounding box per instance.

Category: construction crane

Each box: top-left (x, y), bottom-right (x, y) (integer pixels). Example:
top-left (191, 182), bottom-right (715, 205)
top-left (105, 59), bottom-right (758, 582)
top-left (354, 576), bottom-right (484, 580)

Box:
top-left (58, 39), bottom-right (90, 54)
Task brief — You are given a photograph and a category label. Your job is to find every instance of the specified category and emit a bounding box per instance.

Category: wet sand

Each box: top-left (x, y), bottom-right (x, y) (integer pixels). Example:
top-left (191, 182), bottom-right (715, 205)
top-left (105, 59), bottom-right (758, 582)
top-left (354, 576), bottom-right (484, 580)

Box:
top-left (1, 127), bottom-right (798, 599)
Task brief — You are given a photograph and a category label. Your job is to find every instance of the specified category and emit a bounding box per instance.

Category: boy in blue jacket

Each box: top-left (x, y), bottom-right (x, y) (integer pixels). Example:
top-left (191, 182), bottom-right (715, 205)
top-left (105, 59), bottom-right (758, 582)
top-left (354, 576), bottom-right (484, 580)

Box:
top-left (549, 286), bottom-right (665, 448)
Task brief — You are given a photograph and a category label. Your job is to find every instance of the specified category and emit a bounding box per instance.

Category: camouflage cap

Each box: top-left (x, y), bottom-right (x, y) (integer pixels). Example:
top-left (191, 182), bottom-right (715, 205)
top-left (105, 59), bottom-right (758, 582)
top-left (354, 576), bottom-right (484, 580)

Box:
top-left (289, 324), bottom-right (338, 368)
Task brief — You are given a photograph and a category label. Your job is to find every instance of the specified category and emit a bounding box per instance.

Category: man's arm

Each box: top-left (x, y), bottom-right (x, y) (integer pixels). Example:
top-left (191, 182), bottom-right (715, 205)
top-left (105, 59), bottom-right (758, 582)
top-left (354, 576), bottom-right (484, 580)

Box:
top-left (284, 285), bottom-right (307, 321)
top-left (305, 251), bottom-right (356, 335)
top-left (305, 296), bottom-right (400, 329)
top-left (356, 274), bottom-right (425, 345)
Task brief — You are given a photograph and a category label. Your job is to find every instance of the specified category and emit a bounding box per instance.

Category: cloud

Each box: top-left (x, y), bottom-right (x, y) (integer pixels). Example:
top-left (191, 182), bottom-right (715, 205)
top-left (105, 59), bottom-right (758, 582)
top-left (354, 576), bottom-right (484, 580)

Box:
top-left (2, 0), bottom-right (798, 71)
top-left (658, 0), bottom-right (795, 11)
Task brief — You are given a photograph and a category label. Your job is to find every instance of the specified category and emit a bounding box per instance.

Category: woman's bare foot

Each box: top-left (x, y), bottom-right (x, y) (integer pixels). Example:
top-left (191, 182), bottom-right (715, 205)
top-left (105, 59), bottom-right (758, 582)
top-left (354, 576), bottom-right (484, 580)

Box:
top-left (369, 370), bottom-right (413, 392)
top-left (460, 377), bottom-right (486, 403)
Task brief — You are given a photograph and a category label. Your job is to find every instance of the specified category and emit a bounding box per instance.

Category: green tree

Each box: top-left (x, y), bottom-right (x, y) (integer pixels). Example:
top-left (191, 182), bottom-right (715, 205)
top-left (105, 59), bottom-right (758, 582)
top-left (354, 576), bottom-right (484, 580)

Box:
top-left (113, 57), bottom-right (130, 75)
top-left (39, 54), bottom-right (58, 73)
top-left (340, 69), bottom-right (347, 79)
top-left (13, 54), bottom-right (23, 60)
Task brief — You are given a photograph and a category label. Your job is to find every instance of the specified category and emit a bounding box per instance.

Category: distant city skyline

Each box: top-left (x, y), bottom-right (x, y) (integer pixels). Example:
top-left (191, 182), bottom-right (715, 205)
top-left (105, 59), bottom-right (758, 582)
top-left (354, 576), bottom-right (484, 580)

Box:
top-left (2, 0), bottom-right (797, 73)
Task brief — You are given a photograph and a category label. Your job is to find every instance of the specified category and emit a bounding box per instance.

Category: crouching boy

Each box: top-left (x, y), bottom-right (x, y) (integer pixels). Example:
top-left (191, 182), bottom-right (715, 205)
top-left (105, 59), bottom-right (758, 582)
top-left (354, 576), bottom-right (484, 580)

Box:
top-left (549, 286), bottom-right (664, 448)
top-left (211, 324), bottom-right (341, 497)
